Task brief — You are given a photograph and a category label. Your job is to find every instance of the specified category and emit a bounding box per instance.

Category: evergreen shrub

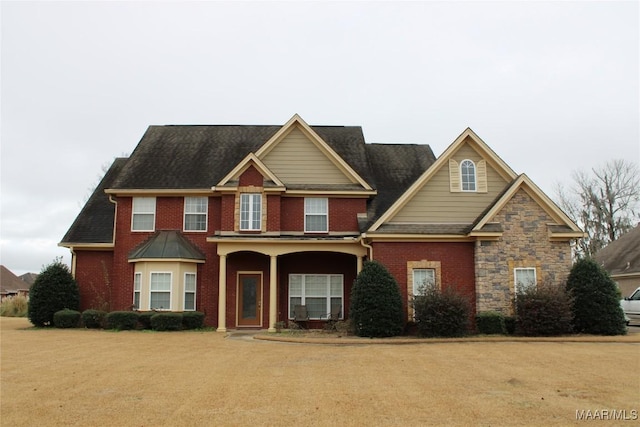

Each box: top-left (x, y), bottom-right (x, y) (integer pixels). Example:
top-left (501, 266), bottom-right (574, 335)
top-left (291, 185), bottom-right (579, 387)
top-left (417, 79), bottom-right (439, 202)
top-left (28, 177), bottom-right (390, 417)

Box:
top-left (105, 311), bottom-right (139, 330)
top-left (476, 311), bottom-right (506, 335)
top-left (151, 313), bottom-right (183, 331)
top-left (349, 261), bottom-right (404, 337)
top-left (137, 311), bottom-right (156, 330)
top-left (28, 259), bottom-right (80, 327)
top-left (82, 309), bottom-right (106, 329)
top-left (413, 285), bottom-right (470, 337)
top-left (182, 311), bottom-right (205, 330)
top-left (53, 309), bottom-right (81, 328)
top-left (566, 258), bottom-right (627, 335)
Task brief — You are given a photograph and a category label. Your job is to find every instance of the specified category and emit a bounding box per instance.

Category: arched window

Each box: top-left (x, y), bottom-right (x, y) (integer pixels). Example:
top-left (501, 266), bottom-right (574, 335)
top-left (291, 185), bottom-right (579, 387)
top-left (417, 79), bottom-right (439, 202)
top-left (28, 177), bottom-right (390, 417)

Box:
top-left (460, 160), bottom-right (476, 191)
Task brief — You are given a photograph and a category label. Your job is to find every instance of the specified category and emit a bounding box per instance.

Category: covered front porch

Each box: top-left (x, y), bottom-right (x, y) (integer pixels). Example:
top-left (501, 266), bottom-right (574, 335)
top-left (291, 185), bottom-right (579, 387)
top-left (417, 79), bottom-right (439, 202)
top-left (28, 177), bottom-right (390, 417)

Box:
top-left (211, 238), bottom-right (367, 332)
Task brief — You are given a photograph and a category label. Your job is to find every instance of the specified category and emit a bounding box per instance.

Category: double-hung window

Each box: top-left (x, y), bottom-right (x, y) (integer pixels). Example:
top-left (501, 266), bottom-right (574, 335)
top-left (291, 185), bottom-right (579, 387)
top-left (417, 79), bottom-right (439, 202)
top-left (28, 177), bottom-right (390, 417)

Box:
top-left (184, 273), bottom-right (196, 311)
top-left (240, 193), bottom-right (261, 231)
top-left (304, 198), bottom-right (328, 233)
top-left (132, 197), bottom-right (156, 231)
top-left (514, 268), bottom-right (536, 293)
top-left (289, 274), bottom-right (343, 319)
top-left (412, 268), bottom-right (435, 296)
top-left (461, 160), bottom-right (476, 191)
top-left (133, 273), bottom-right (141, 309)
top-left (150, 272), bottom-right (171, 310)
top-left (184, 197), bottom-right (207, 231)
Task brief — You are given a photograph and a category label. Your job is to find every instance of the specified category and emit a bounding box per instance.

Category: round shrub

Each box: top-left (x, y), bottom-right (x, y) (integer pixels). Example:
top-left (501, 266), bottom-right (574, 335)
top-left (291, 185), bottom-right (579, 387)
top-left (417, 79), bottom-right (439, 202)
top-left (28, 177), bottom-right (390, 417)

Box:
top-left (413, 285), bottom-right (470, 338)
top-left (151, 313), bottom-right (183, 331)
top-left (349, 261), bottom-right (404, 337)
top-left (566, 258), bottom-right (627, 335)
top-left (105, 311), bottom-right (139, 330)
top-left (182, 311), bottom-right (205, 330)
top-left (516, 284), bottom-right (573, 336)
top-left (53, 309), bottom-right (81, 328)
top-left (82, 309), bottom-right (107, 329)
top-left (476, 311), bottom-right (506, 335)
top-left (28, 259), bottom-right (80, 327)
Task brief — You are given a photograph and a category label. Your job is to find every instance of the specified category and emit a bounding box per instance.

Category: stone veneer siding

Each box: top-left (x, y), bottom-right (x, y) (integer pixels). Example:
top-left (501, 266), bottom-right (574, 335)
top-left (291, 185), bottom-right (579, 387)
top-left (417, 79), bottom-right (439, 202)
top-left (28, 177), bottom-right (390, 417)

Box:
top-left (475, 189), bottom-right (573, 314)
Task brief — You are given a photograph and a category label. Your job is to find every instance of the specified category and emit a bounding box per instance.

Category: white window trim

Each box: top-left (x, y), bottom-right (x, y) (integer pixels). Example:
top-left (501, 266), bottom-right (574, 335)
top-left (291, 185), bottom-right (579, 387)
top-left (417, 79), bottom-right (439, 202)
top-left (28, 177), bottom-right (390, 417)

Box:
top-left (240, 193), bottom-right (262, 231)
top-left (131, 197), bottom-right (156, 232)
top-left (183, 197), bottom-right (208, 232)
top-left (514, 267), bottom-right (537, 293)
top-left (412, 268), bottom-right (436, 296)
top-left (288, 274), bottom-right (343, 320)
top-left (184, 272), bottom-right (197, 311)
top-left (133, 272), bottom-right (142, 309)
top-left (149, 271), bottom-right (172, 311)
top-left (304, 197), bottom-right (328, 233)
top-left (460, 159), bottom-right (477, 192)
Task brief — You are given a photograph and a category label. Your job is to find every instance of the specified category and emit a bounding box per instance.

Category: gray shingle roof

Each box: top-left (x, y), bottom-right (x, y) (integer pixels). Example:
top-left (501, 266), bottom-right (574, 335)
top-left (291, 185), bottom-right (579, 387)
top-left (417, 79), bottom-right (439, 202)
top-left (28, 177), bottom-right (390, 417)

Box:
top-left (61, 123), bottom-right (436, 245)
top-left (60, 158), bottom-right (127, 245)
top-left (594, 224), bottom-right (640, 276)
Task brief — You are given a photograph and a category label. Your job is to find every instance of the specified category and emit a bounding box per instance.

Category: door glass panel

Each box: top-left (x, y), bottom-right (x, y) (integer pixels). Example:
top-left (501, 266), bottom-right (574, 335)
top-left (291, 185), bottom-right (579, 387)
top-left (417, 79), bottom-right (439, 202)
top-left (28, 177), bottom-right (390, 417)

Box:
top-left (242, 277), bottom-right (257, 319)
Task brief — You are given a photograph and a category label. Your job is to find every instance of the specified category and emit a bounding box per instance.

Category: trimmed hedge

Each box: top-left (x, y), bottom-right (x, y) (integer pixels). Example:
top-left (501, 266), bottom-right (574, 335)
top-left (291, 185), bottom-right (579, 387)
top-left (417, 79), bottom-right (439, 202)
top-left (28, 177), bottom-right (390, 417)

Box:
top-left (105, 311), bottom-right (139, 330)
top-left (150, 313), bottom-right (183, 331)
top-left (82, 309), bottom-right (107, 329)
top-left (182, 311), bottom-right (205, 330)
top-left (28, 259), bottom-right (80, 327)
top-left (53, 309), bottom-right (81, 328)
top-left (137, 311), bottom-right (156, 330)
top-left (476, 311), bottom-right (506, 335)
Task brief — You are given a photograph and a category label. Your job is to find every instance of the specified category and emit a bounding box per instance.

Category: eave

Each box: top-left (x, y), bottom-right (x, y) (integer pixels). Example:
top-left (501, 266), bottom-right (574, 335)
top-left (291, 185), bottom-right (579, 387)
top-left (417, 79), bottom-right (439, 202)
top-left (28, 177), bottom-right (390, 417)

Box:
top-left (105, 188), bottom-right (214, 196)
top-left (58, 242), bottom-right (114, 250)
top-left (364, 233), bottom-right (475, 242)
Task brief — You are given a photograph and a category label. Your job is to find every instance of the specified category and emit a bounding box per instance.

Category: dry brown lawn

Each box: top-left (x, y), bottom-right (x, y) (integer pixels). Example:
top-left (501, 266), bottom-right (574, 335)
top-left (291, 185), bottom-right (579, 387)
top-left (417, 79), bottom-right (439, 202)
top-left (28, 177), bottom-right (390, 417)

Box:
top-left (1, 317), bottom-right (638, 426)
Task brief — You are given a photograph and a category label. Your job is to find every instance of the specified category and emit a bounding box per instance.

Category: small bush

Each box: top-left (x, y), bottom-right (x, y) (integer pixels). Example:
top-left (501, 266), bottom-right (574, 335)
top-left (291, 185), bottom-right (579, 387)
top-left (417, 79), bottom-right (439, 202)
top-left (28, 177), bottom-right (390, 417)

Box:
top-left (82, 309), bottom-right (106, 329)
top-left (53, 309), bottom-right (81, 328)
top-left (151, 313), bottom-right (183, 331)
top-left (516, 284), bottom-right (573, 336)
top-left (504, 316), bottom-right (516, 335)
top-left (0, 295), bottom-right (29, 317)
top-left (105, 311), bottom-right (139, 330)
top-left (350, 261), bottom-right (404, 337)
top-left (137, 311), bottom-right (156, 330)
top-left (182, 311), bottom-right (205, 330)
top-left (413, 285), bottom-right (470, 338)
top-left (476, 311), bottom-right (506, 335)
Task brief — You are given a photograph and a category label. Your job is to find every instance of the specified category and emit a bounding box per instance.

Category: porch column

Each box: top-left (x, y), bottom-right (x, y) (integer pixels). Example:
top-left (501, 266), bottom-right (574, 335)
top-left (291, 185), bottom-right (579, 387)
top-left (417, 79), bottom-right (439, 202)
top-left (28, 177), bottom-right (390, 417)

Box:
top-left (217, 254), bottom-right (227, 333)
top-left (357, 255), bottom-right (363, 274)
top-left (268, 255), bottom-right (277, 333)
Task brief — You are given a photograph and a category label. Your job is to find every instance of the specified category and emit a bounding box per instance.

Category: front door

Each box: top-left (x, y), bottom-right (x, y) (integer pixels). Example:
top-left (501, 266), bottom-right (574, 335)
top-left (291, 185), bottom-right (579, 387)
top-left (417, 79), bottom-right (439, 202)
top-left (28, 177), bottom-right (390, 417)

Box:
top-left (237, 273), bottom-right (262, 327)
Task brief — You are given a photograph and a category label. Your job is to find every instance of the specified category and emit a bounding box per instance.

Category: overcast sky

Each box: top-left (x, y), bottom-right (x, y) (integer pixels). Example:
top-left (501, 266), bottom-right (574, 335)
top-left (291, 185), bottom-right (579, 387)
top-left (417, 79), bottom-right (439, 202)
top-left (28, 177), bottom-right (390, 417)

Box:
top-left (1, 1), bottom-right (638, 276)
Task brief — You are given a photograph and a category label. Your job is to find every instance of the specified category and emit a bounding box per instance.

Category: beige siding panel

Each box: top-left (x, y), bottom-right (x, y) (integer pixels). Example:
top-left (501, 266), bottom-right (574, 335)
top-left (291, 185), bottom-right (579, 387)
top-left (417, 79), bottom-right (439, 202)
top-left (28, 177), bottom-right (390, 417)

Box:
top-left (262, 127), bottom-right (352, 185)
top-left (392, 144), bottom-right (509, 223)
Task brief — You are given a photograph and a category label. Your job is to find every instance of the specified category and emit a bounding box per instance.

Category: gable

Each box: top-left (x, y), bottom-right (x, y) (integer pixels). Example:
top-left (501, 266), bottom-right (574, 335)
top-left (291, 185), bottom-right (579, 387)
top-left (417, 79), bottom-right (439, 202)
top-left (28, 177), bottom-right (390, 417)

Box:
top-left (380, 135), bottom-right (511, 225)
top-left (260, 125), bottom-right (355, 186)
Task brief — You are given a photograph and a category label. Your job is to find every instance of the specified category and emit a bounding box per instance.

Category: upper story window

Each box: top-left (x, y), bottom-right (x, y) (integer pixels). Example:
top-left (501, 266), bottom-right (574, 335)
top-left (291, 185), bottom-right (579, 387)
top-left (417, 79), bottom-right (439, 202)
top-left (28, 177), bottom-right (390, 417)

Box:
top-left (460, 160), bottom-right (476, 191)
top-left (132, 197), bottom-right (156, 231)
top-left (240, 193), bottom-right (262, 231)
top-left (184, 197), bottom-right (207, 231)
top-left (305, 198), bottom-right (328, 233)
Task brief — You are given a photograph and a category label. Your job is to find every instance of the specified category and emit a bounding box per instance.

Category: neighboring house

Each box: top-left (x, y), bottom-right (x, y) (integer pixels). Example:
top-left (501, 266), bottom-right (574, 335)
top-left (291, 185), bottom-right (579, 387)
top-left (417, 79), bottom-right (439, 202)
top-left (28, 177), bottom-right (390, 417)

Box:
top-left (594, 224), bottom-right (640, 298)
top-left (60, 114), bottom-right (583, 331)
top-left (1, 266), bottom-right (31, 299)
top-left (18, 272), bottom-right (39, 286)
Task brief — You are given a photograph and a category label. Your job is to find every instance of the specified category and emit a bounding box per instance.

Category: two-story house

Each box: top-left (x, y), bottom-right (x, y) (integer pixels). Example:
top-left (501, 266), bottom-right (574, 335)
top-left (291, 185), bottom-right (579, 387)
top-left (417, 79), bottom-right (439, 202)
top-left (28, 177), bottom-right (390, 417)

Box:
top-left (60, 114), bottom-right (583, 331)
